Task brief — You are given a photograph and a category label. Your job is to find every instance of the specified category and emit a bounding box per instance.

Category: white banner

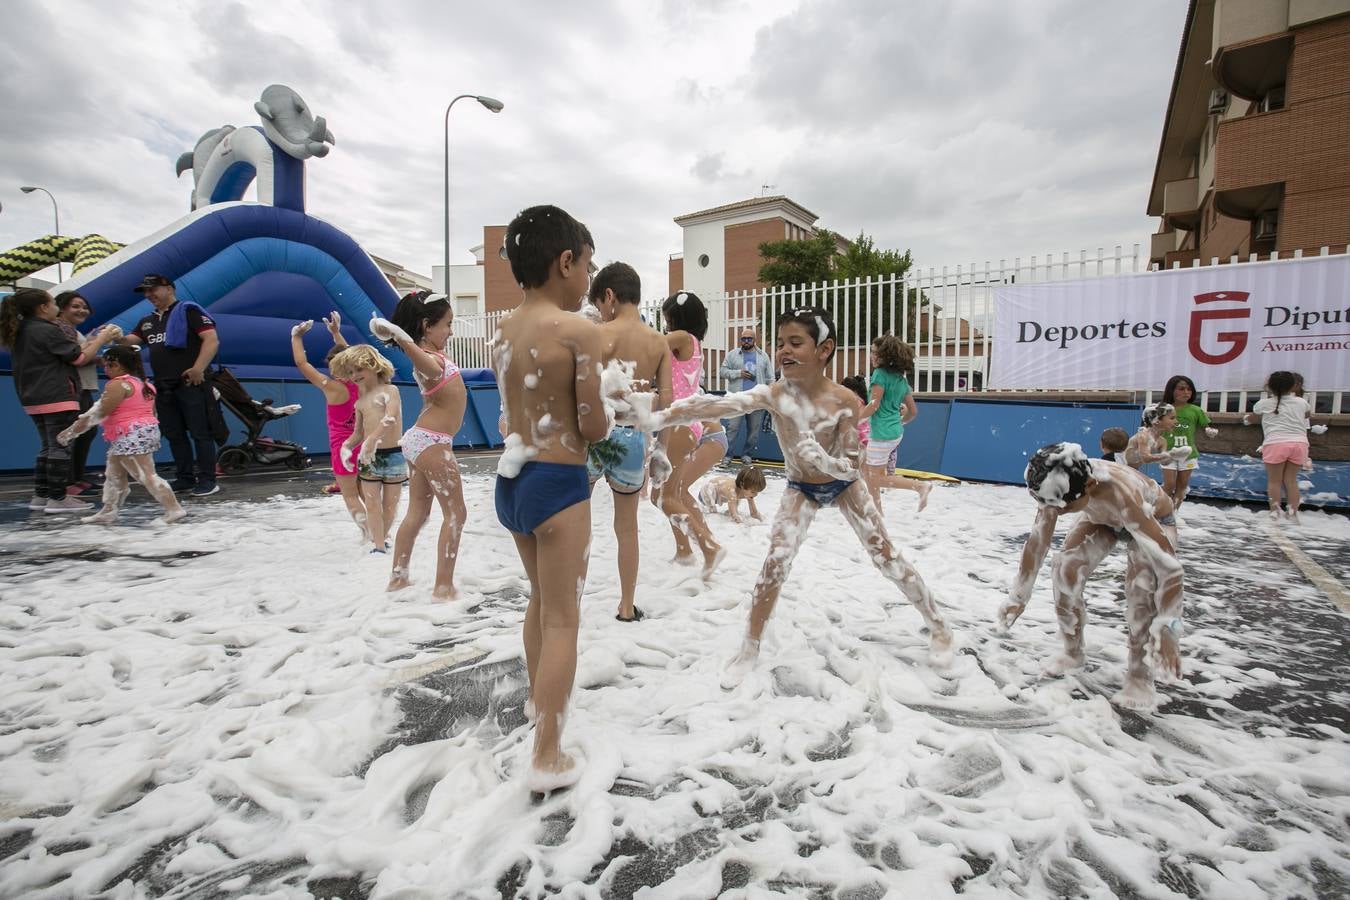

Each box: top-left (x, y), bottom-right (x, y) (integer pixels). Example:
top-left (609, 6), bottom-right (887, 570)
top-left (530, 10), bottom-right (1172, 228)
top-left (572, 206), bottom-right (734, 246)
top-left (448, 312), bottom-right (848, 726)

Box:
top-left (989, 255), bottom-right (1350, 391)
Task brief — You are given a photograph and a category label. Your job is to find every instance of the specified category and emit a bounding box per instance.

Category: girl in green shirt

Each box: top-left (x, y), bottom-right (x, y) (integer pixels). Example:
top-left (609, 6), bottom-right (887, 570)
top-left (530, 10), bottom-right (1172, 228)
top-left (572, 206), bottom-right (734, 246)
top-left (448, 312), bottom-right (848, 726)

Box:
top-left (1160, 374), bottom-right (1218, 509)
top-left (858, 335), bottom-right (932, 512)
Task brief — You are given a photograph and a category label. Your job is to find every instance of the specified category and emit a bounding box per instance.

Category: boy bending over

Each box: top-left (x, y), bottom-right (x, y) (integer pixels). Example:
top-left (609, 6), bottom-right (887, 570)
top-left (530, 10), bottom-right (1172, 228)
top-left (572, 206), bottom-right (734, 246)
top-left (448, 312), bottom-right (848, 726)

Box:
top-left (1003, 443), bottom-right (1184, 710)
top-left (640, 307), bottom-right (954, 685)
top-left (491, 205), bottom-right (608, 793)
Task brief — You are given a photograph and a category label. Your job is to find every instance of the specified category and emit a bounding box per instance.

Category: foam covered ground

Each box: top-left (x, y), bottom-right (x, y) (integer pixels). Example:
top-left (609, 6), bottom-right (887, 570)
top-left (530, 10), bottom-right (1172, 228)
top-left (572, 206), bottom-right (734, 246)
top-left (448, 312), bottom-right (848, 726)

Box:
top-left (1, 473), bottom-right (1347, 898)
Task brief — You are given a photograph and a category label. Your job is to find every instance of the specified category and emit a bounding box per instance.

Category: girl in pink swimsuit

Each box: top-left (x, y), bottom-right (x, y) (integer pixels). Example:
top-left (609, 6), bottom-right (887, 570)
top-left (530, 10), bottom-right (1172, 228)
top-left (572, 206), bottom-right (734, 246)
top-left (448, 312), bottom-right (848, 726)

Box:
top-left (655, 291), bottom-right (724, 580)
top-left (55, 346), bottom-right (186, 525)
top-left (370, 291), bottom-right (467, 600)
top-left (291, 314), bottom-right (369, 539)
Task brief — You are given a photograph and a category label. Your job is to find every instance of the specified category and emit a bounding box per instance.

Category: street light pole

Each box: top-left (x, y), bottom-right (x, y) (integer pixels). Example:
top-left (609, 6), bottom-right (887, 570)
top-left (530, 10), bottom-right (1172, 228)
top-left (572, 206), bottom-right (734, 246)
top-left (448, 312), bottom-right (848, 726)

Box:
top-left (443, 94), bottom-right (504, 297)
top-left (20, 186), bottom-right (62, 283)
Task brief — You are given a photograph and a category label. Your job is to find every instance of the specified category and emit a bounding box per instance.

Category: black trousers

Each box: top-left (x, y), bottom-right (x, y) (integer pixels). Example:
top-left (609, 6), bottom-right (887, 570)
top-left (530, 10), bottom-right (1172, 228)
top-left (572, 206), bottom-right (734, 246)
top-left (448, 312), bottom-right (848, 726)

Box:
top-left (28, 410), bottom-right (79, 499)
top-left (155, 381), bottom-right (218, 484)
top-left (70, 389), bottom-right (98, 483)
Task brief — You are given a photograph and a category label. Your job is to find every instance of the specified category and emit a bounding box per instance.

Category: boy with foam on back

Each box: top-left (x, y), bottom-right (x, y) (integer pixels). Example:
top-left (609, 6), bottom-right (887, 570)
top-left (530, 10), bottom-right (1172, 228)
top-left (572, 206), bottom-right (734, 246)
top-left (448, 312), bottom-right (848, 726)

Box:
top-left (638, 307), bottom-right (954, 686)
top-left (1003, 443), bottom-right (1184, 710)
top-left (587, 261), bottom-right (672, 622)
top-left (491, 205), bottom-right (609, 793)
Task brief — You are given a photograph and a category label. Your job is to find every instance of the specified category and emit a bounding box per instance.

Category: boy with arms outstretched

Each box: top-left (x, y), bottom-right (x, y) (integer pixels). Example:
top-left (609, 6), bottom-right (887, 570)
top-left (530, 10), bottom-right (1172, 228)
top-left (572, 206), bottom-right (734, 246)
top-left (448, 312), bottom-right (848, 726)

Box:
top-left (1002, 443), bottom-right (1184, 710)
top-left (587, 261), bottom-right (672, 623)
top-left (491, 205), bottom-right (608, 793)
top-left (638, 307), bottom-right (954, 685)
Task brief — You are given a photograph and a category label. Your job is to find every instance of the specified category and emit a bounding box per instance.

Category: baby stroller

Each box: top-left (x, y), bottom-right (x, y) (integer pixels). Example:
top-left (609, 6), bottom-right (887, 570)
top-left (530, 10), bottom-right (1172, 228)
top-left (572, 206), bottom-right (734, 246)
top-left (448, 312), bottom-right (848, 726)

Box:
top-left (209, 367), bottom-right (310, 474)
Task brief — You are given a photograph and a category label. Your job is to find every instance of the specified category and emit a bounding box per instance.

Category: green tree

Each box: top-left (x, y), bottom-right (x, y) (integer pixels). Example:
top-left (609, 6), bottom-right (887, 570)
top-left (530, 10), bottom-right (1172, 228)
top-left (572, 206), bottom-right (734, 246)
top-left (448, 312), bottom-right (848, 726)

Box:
top-left (757, 229), bottom-right (936, 347)
top-left (757, 229), bottom-right (839, 288)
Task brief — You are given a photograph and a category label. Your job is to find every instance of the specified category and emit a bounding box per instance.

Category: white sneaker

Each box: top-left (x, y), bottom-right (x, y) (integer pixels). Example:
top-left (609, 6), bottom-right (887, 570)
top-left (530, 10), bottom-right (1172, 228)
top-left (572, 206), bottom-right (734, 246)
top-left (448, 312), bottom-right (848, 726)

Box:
top-left (44, 497), bottom-right (95, 513)
top-left (27, 496), bottom-right (48, 511)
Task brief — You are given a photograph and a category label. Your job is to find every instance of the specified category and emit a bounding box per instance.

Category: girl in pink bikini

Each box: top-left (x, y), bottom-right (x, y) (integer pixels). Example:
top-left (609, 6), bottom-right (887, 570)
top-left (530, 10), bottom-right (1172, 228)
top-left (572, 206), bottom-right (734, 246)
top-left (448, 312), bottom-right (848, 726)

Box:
top-left (291, 313), bottom-right (368, 540)
top-left (655, 291), bottom-right (724, 580)
top-left (370, 291), bottom-right (468, 600)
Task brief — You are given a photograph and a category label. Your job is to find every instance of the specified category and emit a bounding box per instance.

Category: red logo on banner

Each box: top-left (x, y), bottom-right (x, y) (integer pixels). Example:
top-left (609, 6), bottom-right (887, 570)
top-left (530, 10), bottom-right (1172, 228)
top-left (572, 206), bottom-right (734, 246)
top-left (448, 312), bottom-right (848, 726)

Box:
top-left (1188, 291), bottom-right (1251, 364)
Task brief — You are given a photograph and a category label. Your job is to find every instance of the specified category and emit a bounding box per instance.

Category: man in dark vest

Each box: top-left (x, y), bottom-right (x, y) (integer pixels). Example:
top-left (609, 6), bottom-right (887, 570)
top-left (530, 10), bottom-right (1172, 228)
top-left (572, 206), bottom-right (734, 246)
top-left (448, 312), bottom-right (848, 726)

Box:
top-left (121, 274), bottom-right (221, 495)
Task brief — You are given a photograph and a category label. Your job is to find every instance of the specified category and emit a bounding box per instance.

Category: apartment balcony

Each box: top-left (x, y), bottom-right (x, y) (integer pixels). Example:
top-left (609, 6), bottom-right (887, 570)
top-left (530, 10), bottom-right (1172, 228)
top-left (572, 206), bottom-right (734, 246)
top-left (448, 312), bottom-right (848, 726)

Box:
top-left (1150, 229), bottom-right (1183, 265)
top-left (1214, 108), bottom-right (1288, 219)
top-left (1162, 177), bottom-right (1202, 231)
top-left (1214, 32), bottom-right (1293, 101)
top-left (1163, 249), bottom-right (1201, 270)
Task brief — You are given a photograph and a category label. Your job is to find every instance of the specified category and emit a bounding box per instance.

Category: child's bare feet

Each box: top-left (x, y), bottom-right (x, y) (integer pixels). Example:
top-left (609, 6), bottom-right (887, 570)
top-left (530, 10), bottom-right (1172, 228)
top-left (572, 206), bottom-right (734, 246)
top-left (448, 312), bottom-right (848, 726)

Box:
top-left (928, 629), bottom-right (955, 667)
top-left (161, 508), bottom-right (187, 525)
top-left (527, 751), bottom-right (582, 795)
top-left (996, 598), bottom-right (1025, 632)
top-left (82, 510), bottom-right (118, 525)
top-left (916, 482), bottom-right (932, 512)
top-left (386, 567), bottom-right (411, 592)
top-left (720, 637), bottom-right (760, 689)
top-left (1043, 651), bottom-right (1085, 677)
top-left (671, 552), bottom-right (697, 566)
top-left (432, 584), bottom-right (459, 601)
top-left (701, 546), bottom-right (727, 583)
top-left (1112, 679), bottom-right (1159, 711)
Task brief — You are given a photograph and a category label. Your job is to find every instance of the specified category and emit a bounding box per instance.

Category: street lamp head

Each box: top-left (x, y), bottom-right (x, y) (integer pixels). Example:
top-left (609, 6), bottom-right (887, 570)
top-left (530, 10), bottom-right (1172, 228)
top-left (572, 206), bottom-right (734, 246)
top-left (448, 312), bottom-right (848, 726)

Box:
top-left (20, 186), bottom-right (37, 193)
top-left (475, 96), bottom-right (504, 113)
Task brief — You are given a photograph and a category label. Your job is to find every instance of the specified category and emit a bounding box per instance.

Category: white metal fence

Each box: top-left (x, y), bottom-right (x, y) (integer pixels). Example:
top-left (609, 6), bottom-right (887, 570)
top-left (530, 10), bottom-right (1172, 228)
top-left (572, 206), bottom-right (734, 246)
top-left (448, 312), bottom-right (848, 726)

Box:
top-left (447, 244), bottom-right (1347, 415)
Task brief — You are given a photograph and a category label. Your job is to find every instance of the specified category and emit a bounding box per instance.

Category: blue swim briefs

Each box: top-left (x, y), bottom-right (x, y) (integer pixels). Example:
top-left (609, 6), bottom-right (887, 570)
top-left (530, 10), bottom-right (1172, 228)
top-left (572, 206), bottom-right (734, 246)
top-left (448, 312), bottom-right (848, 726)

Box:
top-left (787, 477), bottom-right (857, 507)
top-left (495, 461), bottom-right (590, 534)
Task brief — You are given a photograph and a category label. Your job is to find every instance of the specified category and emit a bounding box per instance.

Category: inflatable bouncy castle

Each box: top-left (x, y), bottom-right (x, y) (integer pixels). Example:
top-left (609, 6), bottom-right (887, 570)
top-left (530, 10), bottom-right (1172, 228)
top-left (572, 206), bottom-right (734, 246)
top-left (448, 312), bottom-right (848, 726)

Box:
top-left (0, 84), bottom-right (406, 380)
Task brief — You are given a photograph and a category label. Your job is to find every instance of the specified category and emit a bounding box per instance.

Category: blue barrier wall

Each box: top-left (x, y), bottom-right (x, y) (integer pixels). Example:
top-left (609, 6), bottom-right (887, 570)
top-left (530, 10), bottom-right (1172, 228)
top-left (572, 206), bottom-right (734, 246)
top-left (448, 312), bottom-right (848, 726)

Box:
top-left (5, 377), bottom-right (1346, 507)
top-left (0, 373), bottom-right (497, 473)
top-left (726, 396), bottom-right (1348, 507)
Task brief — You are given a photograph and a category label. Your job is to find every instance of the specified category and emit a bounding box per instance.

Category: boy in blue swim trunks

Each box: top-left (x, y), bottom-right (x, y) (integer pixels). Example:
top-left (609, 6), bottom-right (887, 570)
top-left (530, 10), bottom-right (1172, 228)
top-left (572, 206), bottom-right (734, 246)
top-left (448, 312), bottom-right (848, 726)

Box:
top-left (490, 205), bottom-right (610, 794)
top-left (587, 261), bottom-right (672, 623)
top-left (640, 307), bottom-right (954, 685)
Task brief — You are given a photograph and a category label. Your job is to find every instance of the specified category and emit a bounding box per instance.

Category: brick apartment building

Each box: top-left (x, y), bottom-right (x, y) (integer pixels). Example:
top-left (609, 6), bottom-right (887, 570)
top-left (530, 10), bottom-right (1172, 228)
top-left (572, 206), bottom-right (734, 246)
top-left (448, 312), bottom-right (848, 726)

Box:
top-left (1148, 0), bottom-right (1350, 269)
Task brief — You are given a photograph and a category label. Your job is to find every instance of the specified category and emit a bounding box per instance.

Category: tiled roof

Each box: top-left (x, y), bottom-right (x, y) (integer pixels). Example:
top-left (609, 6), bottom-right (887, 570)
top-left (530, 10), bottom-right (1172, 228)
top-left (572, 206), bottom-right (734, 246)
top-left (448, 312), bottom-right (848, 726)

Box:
top-left (674, 195), bottom-right (819, 225)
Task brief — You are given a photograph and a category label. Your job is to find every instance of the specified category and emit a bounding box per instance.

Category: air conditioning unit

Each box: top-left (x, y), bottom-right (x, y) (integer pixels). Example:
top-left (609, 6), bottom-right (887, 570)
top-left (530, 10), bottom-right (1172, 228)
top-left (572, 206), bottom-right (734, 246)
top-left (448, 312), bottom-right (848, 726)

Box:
top-left (1207, 88), bottom-right (1229, 114)
top-left (1254, 210), bottom-right (1278, 242)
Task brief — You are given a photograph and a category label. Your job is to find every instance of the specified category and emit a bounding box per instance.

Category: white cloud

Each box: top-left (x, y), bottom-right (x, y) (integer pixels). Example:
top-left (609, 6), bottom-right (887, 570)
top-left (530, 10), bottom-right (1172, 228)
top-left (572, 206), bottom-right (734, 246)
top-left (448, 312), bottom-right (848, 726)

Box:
top-left (0, 0), bottom-right (1186, 300)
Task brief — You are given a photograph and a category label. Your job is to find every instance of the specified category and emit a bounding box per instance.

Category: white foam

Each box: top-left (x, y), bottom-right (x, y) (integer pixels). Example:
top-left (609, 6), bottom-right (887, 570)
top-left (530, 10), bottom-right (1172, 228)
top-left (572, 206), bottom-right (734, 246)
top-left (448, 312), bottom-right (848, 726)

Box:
top-left (0, 479), bottom-right (1345, 896)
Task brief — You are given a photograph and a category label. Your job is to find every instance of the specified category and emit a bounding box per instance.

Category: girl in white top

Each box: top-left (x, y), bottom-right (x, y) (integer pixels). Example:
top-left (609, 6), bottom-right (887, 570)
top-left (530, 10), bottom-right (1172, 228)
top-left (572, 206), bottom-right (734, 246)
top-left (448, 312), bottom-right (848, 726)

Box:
top-left (1244, 370), bottom-right (1322, 522)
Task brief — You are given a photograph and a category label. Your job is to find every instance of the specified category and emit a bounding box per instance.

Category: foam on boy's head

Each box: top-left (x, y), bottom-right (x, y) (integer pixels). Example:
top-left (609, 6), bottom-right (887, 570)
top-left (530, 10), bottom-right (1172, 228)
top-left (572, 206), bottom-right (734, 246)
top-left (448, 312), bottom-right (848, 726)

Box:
top-left (1140, 403), bottom-right (1174, 429)
top-left (503, 205), bottom-right (594, 290)
top-left (776, 307), bottom-right (838, 359)
top-left (1024, 442), bottom-right (1092, 508)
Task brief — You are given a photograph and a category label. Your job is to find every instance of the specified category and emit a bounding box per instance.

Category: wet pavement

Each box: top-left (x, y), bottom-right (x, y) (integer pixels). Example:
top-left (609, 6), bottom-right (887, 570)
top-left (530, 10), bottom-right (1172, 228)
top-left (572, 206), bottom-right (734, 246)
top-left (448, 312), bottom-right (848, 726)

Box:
top-left (1, 457), bottom-right (1347, 898)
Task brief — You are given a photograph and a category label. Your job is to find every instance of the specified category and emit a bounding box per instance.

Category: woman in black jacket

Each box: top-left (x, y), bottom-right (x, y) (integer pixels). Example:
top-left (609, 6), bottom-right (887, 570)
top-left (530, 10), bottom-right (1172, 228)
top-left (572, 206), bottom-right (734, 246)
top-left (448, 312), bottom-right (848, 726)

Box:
top-left (0, 288), bottom-right (117, 511)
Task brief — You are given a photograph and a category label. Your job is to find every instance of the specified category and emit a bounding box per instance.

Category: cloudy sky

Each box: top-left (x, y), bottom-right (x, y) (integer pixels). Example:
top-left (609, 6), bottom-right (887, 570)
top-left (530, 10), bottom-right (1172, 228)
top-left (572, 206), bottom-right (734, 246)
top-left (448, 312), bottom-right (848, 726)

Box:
top-left (0, 0), bottom-right (1187, 300)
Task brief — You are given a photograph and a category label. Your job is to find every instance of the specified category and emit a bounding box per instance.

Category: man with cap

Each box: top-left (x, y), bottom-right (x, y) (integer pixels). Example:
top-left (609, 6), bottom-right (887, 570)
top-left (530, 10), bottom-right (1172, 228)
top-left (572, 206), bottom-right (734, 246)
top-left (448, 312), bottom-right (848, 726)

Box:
top-left (121, 274), bottom-right (221, 495)
top-left (718, 326), bottom-right (774, 464)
